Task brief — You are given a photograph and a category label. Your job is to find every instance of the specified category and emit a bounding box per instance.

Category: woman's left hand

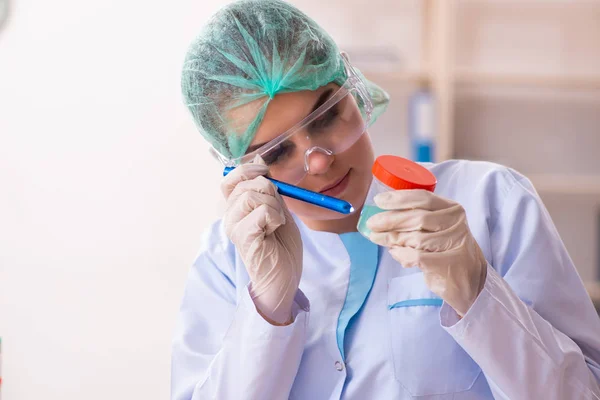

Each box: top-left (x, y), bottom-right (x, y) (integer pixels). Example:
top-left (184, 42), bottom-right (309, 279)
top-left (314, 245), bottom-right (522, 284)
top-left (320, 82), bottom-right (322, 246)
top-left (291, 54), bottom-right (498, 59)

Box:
top-left (367, 189), bottom-right (488, 317)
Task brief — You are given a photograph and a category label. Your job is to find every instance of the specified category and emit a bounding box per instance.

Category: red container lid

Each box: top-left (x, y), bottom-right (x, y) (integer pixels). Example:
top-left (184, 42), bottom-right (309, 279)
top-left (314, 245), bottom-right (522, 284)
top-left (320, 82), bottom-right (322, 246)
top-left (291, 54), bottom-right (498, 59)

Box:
top-left (372, 155), bottom-right (437, 192)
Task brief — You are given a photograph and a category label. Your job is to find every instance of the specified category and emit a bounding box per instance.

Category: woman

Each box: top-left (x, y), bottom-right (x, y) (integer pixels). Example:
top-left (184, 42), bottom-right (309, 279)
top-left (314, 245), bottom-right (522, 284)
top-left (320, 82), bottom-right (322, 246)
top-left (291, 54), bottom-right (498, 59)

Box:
top-left (171, 1), bottom-right (600, 399)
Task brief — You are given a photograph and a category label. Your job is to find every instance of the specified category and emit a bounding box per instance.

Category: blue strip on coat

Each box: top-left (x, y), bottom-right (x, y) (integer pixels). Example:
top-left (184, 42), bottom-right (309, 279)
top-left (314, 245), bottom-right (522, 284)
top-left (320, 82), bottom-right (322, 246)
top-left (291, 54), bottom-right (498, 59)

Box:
top-left (336, 233), bottom-right (379, 361)
top-left (388, 298), bottom-right (444, 310)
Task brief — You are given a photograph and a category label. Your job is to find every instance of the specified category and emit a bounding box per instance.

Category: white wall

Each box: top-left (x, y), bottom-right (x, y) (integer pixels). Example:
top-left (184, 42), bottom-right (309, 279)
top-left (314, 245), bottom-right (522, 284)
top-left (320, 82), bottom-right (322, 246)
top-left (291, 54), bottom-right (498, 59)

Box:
top-left (0, 1), bottom-right (227, 399)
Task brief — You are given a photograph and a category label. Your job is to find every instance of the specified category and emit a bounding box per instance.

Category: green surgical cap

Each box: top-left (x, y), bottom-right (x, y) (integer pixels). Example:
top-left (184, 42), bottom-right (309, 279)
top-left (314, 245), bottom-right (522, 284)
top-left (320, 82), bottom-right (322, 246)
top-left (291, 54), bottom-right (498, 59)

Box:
top-left (181, 0), bottom-right (390, 159)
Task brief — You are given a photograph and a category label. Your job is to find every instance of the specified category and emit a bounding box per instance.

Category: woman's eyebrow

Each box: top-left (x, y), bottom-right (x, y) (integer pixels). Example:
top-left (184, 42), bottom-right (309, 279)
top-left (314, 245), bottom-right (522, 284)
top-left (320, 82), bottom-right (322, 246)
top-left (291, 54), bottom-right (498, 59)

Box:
top-left (312, 88), bottom-right (334, 113)
top-left (244, 88), bottom-right (335, 155)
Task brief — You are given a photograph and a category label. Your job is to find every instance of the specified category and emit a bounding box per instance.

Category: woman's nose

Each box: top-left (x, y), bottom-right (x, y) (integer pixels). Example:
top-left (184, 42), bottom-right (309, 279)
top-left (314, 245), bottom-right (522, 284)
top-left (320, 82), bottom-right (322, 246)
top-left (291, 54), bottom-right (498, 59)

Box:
top-left (305, 147), bottom-right (334, 175)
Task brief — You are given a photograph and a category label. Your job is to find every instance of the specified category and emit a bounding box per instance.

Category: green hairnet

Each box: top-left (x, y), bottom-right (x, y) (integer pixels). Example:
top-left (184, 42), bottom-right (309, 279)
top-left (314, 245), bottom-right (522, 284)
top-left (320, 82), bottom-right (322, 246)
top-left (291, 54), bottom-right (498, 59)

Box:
top-left (181, 0), bottom-right (389, 159)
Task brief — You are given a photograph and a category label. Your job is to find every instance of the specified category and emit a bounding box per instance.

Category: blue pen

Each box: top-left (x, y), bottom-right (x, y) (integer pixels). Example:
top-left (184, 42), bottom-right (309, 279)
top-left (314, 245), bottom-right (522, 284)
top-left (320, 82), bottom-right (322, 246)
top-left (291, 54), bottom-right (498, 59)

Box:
top-left (223, 167), bottom-right (355, 214)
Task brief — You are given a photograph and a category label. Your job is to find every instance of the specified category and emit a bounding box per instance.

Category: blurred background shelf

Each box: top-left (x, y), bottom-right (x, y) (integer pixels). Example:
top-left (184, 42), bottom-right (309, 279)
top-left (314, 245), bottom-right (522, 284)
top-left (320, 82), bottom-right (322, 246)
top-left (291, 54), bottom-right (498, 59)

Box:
top-left (459, 0), bottom-right (600, 10)
top-left (529, 175), bottom-right (600, 195)
top-left (365, 70), bottom-right (600, 91)
top-left (455, 71), bottom-right (600, 90)
top-left (360, 69), bottom-right (429, 85)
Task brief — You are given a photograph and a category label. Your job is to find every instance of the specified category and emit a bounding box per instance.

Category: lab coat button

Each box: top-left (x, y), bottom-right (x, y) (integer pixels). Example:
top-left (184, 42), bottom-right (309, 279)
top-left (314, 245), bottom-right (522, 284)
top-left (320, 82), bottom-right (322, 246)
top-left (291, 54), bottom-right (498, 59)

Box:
top-left (335, 361), bottom-right (344, 371)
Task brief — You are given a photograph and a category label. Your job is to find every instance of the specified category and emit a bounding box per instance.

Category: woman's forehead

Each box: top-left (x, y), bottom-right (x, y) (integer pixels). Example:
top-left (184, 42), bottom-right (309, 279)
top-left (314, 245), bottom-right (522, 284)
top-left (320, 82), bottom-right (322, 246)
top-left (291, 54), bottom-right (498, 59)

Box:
top-left (250, 83), bottom-right (339, 146)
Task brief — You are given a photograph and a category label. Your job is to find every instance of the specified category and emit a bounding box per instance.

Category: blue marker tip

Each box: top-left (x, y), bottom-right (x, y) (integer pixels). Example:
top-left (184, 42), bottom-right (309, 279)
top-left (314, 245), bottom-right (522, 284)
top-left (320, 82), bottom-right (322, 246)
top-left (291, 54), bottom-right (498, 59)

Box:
top-left (223, 167), bottom-right (354, 214)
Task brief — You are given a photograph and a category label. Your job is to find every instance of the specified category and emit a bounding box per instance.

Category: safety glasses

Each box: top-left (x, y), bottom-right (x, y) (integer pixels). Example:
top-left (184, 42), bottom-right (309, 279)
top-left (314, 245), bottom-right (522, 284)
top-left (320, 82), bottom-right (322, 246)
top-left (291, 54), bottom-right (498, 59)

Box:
top-left (211, 53), bottom-right (373, 185)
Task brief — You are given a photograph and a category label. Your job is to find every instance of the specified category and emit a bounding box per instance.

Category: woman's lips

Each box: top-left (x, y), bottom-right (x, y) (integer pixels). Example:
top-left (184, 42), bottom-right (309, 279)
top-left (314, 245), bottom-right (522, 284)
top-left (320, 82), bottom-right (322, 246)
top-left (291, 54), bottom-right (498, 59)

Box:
top-left (319, 170), bottom-right (351, 197)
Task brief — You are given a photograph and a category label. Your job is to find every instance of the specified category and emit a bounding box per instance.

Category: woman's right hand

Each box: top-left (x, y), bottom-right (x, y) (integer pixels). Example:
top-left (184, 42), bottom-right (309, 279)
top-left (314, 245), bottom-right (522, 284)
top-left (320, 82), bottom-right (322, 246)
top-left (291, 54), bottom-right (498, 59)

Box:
top-left (221, 157), bottom-right (303, 325)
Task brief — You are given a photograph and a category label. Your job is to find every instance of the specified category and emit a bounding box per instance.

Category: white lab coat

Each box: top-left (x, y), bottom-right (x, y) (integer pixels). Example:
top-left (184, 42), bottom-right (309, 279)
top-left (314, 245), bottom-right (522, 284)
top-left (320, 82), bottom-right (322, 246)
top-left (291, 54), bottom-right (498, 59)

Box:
top-left (172, 160), bottom-right (600, 399)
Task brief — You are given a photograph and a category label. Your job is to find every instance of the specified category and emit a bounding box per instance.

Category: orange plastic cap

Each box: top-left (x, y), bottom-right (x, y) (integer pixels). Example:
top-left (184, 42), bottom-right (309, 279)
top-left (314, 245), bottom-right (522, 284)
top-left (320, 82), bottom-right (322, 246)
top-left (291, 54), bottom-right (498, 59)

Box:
top-left (372, 155), bottom-right (437, 192)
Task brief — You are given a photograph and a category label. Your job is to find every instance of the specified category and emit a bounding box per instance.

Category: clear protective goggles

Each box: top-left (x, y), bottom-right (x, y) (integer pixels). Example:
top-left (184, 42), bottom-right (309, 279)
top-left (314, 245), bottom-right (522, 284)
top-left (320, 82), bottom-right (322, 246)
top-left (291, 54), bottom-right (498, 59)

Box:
top-left (211, 53), bottom-right (374, 185)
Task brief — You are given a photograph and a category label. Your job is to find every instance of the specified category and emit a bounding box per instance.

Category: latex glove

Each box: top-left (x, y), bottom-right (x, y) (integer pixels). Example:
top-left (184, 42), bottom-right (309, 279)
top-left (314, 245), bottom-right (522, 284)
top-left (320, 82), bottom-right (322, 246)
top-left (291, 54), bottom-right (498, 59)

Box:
top-left (221, 156), bottom-right (303, 325)
top-left (367, 190), bottom-right (487, 317)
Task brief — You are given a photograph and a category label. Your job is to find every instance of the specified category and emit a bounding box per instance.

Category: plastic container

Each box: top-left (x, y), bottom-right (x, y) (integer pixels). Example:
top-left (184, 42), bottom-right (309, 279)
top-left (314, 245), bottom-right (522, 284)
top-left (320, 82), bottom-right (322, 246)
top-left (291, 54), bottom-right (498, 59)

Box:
top-left (357, 155), bottom-right (437, 238)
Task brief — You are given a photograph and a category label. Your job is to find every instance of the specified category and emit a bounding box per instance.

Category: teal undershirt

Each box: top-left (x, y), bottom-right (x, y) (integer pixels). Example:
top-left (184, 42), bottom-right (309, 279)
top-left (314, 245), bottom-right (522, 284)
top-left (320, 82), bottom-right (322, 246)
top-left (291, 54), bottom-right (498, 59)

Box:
top-left (336, 232), bottom-right (380, 361)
